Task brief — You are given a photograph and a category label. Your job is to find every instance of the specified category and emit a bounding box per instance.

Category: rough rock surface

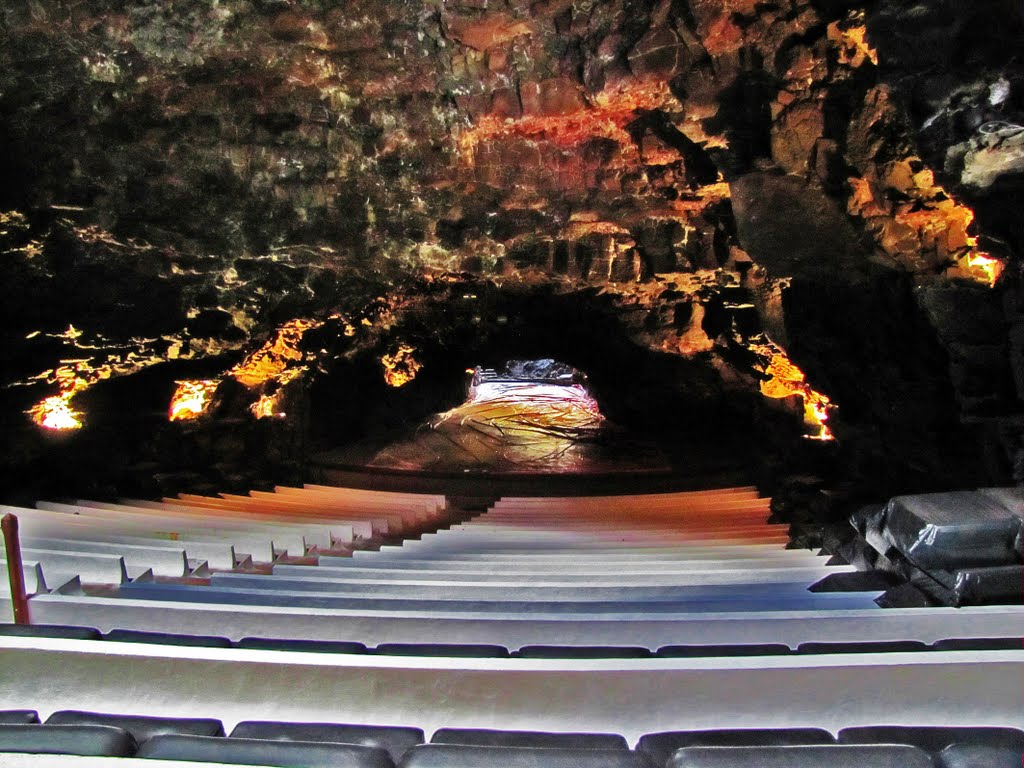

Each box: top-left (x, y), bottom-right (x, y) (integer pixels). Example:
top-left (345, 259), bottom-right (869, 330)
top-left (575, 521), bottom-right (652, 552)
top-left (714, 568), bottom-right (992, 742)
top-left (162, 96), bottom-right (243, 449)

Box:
top-left (0, 0), bottom-right (1021, 510)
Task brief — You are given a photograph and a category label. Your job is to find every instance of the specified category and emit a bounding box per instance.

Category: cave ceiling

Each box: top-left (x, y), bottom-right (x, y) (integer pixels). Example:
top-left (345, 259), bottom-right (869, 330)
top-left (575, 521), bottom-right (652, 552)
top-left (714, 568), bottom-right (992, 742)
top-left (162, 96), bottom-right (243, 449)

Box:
top-left (1, 0), bottom-right (1022, 498)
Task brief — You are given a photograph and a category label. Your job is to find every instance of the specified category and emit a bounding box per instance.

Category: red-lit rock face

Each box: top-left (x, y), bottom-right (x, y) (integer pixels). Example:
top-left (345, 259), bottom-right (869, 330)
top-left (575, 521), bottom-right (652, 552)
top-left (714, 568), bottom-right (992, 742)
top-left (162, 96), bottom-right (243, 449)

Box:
top-left (0, 0), bottom-right (1021, 501)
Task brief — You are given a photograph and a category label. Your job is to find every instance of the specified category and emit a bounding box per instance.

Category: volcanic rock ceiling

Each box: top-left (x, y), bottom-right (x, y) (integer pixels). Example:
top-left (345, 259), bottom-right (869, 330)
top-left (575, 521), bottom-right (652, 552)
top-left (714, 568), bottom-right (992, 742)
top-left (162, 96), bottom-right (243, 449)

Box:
top-left (1, 0), bottom-right (1023, 502)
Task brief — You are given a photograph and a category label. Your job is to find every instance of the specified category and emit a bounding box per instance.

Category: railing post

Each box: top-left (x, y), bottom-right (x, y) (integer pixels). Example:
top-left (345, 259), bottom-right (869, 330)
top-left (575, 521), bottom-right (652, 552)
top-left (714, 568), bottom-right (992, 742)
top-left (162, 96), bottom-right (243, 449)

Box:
top-left (2, 514), bottom-right (30, 624)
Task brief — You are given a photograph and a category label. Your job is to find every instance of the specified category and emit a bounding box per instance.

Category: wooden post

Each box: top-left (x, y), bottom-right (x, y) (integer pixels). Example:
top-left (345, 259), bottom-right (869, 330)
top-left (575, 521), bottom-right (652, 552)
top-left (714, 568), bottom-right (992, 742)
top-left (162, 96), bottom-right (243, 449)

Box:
top-left (2, 514), bottom-right (30, 624)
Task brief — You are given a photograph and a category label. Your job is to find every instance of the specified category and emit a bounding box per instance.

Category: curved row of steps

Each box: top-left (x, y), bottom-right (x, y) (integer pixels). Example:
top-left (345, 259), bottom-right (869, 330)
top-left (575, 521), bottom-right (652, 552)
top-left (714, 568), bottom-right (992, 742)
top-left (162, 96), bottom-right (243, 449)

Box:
top-left (0, 481), bottom-right (1022, 766)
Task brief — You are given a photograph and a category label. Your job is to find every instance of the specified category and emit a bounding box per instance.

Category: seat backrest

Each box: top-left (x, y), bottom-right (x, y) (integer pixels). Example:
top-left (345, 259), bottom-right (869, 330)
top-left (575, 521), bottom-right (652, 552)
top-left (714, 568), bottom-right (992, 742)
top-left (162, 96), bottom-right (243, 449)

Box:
top-left (655, 644), bottom-right (791, 658)
top-left (235, 637), bottom-right (368, 654)
top-left (46, 710), bottom-right (225, 743)
top-left (400, 744), bottom-right (656, 768)
top-left (0, 711), bottom-right (39, 725)
top-left (104, 629), bottom-right (232, 648)
top-left (230, 721), bottom-right (424, 762)
top-left (0, 624), bottom-right (101, 641)
top-left (666, 744), bottom-right (933, 767)
top-left (514, 645), bottom-right (652, 659)
top-left (637, 728), bottom-right (836, 764)
top-left (932, 637), bottom-right (1023, 651)
top-left (0, 724), bottom-right (137, 757)
top-left (838, 725), bottom-right (1024, 753)
top-left (431, 727), bottom-right (628, 750)
top-left (936, 742), bottom-right (1023, 768)
top-left (374, 643), bottom-right (509, 658)
top-left (138, 734), bottom-right (396, 768)
top-left (796, 641), bottom-right (930, 654)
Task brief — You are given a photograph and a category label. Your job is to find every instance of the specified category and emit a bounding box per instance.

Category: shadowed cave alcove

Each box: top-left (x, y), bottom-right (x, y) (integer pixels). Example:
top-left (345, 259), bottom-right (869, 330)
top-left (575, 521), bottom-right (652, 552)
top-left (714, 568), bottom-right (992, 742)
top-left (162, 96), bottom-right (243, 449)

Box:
top-left (304, 286), bottom-right (787, 479)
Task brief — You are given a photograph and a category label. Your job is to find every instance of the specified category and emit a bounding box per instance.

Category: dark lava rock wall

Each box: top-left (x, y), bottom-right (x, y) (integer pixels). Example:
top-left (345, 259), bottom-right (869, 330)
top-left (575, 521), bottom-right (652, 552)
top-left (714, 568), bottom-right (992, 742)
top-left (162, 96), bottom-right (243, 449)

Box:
top-left (1, 0), bottom-right (1022, 503)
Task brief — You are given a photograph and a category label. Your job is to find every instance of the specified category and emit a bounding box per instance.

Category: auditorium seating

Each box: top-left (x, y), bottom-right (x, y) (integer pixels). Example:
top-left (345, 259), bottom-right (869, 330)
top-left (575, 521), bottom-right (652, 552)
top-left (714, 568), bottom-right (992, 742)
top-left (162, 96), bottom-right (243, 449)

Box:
top-left (0, 483), bottom-right (1021, 766)
top-left (0, 715), bottom-right (1019, 766)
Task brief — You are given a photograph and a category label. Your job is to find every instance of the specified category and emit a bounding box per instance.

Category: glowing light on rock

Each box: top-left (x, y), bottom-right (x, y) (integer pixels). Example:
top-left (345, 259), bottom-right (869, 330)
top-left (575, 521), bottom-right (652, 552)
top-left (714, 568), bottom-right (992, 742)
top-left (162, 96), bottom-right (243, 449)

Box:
top-left (381, 344), bottom-right (422, 388)
top-left (229, 318), bottom-right (321, 387)
top-left (28, 395), bottom-right (83, 430)
top-left (248, 367), bottom-right (305, 419)
top-left (848, 158), bottom-right (1004, 287)
top-left (169, 379), bottom-right (219, 421)
top-left (964, 252), bottom-right (1004, 287)
top-left (250, 394), bottom-right (282, 419)
top-left (25, 363), bottom-right (97, 431)
top-left (828, 19), bottom-right (878, 67)
top-left (758, 351), bottom-right (835, 441)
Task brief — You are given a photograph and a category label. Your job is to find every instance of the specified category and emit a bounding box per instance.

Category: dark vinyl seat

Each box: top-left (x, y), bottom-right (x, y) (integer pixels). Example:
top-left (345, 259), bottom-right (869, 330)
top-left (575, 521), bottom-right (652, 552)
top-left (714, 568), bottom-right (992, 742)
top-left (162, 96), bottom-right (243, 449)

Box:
top-left (932, 637), bottom-right (1023, 651)
top-left (45, 710), bottom-right (225, 743)
top-left (373, 643), bottom-right (509, 658)
top-left (0, 711), bottom-right (39, 725)
top-left (514, 645), bottom-right (653, 659)
top-left (399, 744), bottom-right (656, 768)
top-left (0, 624), bottom-right (101, 641)
top-left (430, 727), bottom-right (628, 750)
top-left (236, 637), bottom-right (368, 654)
top-left (666, 744), bottom-right (932, 767)
top-left (0, 723), bottom-right (137, 757)
top-left (937, 742), bottom-right (1024, 768)
top-left (104, 629), bottom-right (233, 648)
top-left (838, 725), bottom-right (1024, 753)
top-left (230, 721), bottom-right (424, 762)
top-left (797, 641), bottom-right (930, 654)
top-left (656, 644), bottom-right (791, 658)
top-left (638, 728), bottom-right (836, 764)
top-left (138, 734), bottom-right (396, 768)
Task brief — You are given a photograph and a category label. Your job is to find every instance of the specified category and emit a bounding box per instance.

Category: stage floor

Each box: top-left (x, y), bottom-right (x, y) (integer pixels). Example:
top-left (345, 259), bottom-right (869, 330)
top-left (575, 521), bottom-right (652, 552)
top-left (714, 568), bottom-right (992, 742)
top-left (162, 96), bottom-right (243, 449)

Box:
top-left (319, 381), bottom-right (672, 475)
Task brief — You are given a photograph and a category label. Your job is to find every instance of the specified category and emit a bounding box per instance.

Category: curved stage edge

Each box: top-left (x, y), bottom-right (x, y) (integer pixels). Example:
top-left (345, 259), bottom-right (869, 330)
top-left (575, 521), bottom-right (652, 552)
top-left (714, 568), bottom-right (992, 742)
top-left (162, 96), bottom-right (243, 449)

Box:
top-left (307, 461), bottom-right (753, 498)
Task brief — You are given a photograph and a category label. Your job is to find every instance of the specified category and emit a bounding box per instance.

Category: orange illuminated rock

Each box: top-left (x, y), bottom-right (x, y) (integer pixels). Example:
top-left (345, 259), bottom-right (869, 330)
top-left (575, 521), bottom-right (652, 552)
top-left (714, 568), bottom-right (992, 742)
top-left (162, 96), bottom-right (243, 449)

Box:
top-left (28, 395), bottom-right (83, 431)
top-left (381, 344), bottom-right (422, 388)
top-left (230, 318), bottom-right (320, 388)
top-left (827, 19), bottom-right (878, 68)
top-left (168, 380), bottom-right (219, 422)
top-left (758, 351), bottom-right (835, 441)
top-left (460, 79), bottom-right (677, 157)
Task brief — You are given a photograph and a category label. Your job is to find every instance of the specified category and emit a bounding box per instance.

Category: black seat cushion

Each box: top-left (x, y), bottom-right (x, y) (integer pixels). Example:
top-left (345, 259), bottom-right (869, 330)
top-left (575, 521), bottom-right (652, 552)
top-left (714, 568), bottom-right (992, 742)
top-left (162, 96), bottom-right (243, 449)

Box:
top-left (667, 744), bottom-right (933, 767)
top-left (937, 742), bottom-right (1023, 767)
top-left (0, 624), bottom-right (101, 640)
top-left (374, 643), bottom-right (509, 658)
top-left (236, 638), bottom-right (368, 654)
top-left (932, 637), bottom-right (1023, 651)
top-left (797, 641), bottom-right (930, 654)
top-left (638, 728), bottom-right (835, 764)
top-left (104, 629), bottom-right (232, 648)
top-left (138, 734), bottom-right (395, 768)
top-left (431, 728), bottom-right (628, 750)
top-left (838, 725), bottom-right (1024, 753)
top-left (0, 711), bottom-right (39, 725)
top-left (46, 710), bottom-right (225, 743)
top-left (656, 644), bottom-right (791, 658)
top-left (400, 744), bottom-right (656, 768)
top-left (514, 645), bottom-right (652, 659)
top-left (230, 721), bottom-right (424, 761)
top-left (0, 724), bottom-right (137, 756)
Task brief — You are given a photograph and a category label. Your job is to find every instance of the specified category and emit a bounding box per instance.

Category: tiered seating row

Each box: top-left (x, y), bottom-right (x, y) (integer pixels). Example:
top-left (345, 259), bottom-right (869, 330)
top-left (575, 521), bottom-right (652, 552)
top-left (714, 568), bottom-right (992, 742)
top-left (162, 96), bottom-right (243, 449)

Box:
top-left (0, 486), bottom-right (455, 594)
top-left (5, 622), bottom-right (1020, 655)
top-left (0, 697), bottom-right (1020, 766)
top-left (17, 486), bottom-right (1024, 647)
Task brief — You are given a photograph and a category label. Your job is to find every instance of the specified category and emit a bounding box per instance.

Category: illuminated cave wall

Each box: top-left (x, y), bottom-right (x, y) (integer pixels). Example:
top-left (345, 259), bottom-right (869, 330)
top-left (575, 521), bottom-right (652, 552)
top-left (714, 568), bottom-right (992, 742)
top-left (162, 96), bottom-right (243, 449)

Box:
top-left (1, 0), bottom-right (1022, 502)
